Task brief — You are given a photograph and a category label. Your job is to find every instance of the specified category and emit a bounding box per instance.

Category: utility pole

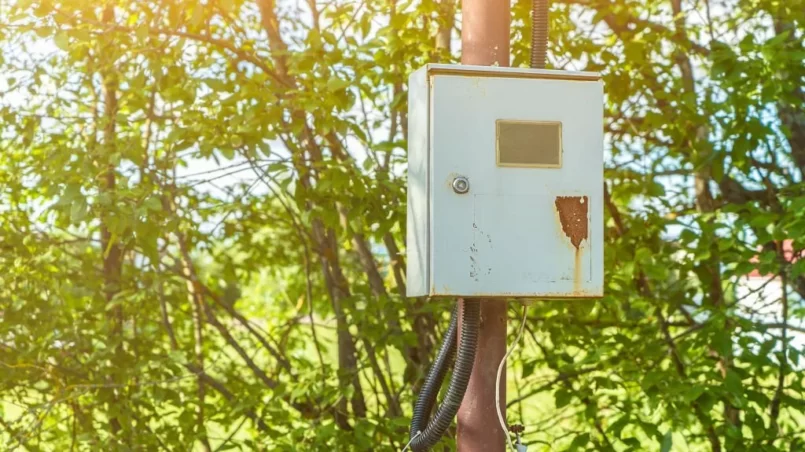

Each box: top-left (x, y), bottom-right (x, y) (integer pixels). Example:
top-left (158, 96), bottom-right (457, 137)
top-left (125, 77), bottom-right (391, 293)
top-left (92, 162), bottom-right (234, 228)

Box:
top-left (457, 297), bottom-right (508, 451)
top-left (456, 1), bottom-right (510, 450)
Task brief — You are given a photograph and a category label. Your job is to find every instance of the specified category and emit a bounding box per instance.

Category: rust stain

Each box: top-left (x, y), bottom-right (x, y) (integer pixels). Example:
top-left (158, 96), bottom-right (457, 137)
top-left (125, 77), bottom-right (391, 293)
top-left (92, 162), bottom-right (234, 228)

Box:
top-left (574, 248), bottom-right (582, 293)
top-left (555, 196), bottom-right (589, 249)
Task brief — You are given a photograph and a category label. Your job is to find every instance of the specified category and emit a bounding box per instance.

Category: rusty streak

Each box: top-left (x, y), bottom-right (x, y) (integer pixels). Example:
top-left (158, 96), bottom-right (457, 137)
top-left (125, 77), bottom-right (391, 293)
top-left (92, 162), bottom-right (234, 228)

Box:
top-left (555, 196), bottom-right (589, 249)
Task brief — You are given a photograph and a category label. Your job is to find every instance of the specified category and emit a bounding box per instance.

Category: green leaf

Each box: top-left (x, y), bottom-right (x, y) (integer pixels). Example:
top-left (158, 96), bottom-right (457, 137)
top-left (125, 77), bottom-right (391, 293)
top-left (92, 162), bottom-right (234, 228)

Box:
top-left (712, 331), bottom-right (732, 356)
top-left (683, 385), bottom-right (705, 403)
top-left (640, 421), bottom-right (661, 440)
top-left (230, 135), bottom-right (243, 148)
top-left (554, 389), bottom-right (572, 408)
top-left (569, 433), bottom-right (589, 450)
top-left (521, 359), bottom-right (536, 378)
top-left (54, 31), bottom-right (70, 51)
top-left (765, 30), bottom-right (790, 47)
top-left (660, 431), bottom-right (673, 452)
top-left (724, 369), bottom-right (742, 395)
top-left (622, 438), bottom-right (641, 448)
top-left (140, 233), bottom-right (159, 263)
top-left (609, 415), bottom-right (629, 438)
top-left (136, 23), bottom-right (150, 41)
top-left (34, 26), bottom-right (52, 38)
top-left (258, 141), bottom-right (272, 157)
top-left (168, 351), bottom-right (187, 364)
top-left (220, 146), bottom-right (235, 159)
top-left (70, 200), bottom-right (87, 224)
top-left (360, 18), bottom-right (371, 38)
top-left (327, 76), bottom-right (350, 92)
top-left (144, 196), bottom-right (162, 212)
top-left (203, 78), bottom-right (228, 91)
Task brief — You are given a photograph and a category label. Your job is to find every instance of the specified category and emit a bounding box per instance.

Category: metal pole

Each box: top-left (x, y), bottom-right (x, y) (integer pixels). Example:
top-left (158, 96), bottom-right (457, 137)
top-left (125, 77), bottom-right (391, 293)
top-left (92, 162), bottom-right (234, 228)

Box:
top-left (460, 0), bottom-right (510, 67)
top-left (457, 3), bottom-right (510, 450)
top-left (457, 299), bottom-right (508, 451)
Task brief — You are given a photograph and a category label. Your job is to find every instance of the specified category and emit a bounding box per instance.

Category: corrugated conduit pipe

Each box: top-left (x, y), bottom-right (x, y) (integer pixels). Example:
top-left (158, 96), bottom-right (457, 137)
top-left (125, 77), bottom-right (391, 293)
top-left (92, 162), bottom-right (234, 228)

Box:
top-left (409, 303), bottom-right (458, 439)
top-left (408, 299), bottom-right (480, 451)
top-left (531, 0), bottom-right (548, 69)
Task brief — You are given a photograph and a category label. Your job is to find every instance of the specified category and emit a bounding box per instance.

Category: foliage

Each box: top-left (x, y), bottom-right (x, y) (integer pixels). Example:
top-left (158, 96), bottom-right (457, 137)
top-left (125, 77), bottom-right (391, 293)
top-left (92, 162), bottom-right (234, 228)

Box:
top-left (0, 0), bottom-right (803, 450)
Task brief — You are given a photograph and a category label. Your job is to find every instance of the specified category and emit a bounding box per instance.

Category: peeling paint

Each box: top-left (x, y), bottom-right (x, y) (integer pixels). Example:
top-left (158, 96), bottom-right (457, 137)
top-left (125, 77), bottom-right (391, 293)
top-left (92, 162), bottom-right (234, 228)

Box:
top-left (469, 77), bottom-right (487, 96)
top-left (469, 238), bottom-right (480, 282)
top-left (470, 221), bottom-right (483, 282)
top-left (555, 196), bottom-right (589, 249)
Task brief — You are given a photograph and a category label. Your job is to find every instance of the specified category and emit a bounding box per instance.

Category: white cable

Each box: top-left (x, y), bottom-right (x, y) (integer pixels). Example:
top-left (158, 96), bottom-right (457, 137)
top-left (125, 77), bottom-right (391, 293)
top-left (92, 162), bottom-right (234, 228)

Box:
top-left (401, 431), bottom-right (421, 452)
top-left (496, 304), bottom-right (529, 452)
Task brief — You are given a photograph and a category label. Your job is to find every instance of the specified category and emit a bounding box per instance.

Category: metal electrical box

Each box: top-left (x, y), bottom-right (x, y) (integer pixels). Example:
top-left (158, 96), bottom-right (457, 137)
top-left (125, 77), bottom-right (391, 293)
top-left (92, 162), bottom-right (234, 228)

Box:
top-left (406, 64), bottom-right (604, 298)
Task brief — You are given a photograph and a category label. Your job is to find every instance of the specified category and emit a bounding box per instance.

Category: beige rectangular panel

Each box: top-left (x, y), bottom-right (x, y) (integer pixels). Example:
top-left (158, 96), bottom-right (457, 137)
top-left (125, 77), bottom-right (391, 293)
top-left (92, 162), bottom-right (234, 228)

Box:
top-left (496, 120), bottom-right (562, 168)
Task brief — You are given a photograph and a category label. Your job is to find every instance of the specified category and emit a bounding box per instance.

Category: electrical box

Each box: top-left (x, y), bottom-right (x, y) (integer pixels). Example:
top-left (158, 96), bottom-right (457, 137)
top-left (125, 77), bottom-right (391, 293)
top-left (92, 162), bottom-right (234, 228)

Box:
top-left (406, 64), bottom-right (604, 298)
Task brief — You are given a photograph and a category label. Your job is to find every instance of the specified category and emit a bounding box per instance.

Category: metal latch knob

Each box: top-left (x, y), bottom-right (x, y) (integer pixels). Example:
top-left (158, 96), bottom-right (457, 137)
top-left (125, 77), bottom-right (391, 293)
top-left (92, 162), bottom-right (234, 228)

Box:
top-left (452, 176), bottom-right (470, 194)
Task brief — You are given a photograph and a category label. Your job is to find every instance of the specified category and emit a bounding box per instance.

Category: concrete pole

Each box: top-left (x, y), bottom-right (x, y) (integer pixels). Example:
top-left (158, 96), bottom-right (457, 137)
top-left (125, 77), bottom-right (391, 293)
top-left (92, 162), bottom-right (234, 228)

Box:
top-left (457, 1), bottom-right (510, 450)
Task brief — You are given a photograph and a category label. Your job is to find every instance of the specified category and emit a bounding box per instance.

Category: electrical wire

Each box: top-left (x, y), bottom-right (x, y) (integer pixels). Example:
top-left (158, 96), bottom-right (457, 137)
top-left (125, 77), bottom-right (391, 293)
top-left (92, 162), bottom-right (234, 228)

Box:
top-left (401, 431), bottom-right (421, 452)
top-left (496, 304), bottom-right (529, 451)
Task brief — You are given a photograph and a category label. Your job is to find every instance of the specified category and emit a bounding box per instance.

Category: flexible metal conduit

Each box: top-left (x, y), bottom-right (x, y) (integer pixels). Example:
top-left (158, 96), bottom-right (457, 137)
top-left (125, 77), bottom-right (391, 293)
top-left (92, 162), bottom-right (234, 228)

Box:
top-left (531, 0), bottom-right (548, 69)
top-left (409, 303), bottom-right (458, 438)
top-left (408, 299), bottom-right (480, 451)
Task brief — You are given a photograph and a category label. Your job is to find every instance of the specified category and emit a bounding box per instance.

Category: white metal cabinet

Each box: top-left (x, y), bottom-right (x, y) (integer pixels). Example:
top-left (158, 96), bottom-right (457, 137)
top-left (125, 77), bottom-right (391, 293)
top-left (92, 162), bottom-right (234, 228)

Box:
top-left (407, 64), bottom-right (603, 298)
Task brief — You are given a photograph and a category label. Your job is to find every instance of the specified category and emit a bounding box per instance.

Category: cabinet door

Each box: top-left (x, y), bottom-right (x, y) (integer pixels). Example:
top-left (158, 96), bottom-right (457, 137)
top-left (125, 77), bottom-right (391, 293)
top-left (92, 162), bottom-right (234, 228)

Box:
top-left (429, 73), bottom-right (603, 297)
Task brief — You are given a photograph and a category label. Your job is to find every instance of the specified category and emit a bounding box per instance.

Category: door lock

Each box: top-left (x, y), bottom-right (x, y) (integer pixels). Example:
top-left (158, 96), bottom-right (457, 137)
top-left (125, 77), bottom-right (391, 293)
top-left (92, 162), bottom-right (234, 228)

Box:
top-left (452, 176), bottom-right (470, 194)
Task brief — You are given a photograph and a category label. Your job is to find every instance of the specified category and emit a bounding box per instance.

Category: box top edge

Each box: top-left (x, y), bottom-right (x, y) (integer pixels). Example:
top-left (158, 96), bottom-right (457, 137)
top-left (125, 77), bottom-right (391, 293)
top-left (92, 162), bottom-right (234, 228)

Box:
top-left (425, 293), bottom-right (605, 299)
top-left (422, 63), bottom-right (601, 81)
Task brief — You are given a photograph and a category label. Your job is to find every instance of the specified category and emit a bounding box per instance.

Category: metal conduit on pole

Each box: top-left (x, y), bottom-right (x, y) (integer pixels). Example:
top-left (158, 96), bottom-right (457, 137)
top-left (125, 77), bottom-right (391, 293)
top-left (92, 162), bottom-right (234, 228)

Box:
top-left (531, 0), bottom-right (549, 69)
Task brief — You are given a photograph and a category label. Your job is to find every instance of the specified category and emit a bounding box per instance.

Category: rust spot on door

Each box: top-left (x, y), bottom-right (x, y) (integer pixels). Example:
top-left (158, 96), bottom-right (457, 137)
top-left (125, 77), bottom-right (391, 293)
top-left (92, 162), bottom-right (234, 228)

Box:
top-left (555, 196), bottom-right (588, 249)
